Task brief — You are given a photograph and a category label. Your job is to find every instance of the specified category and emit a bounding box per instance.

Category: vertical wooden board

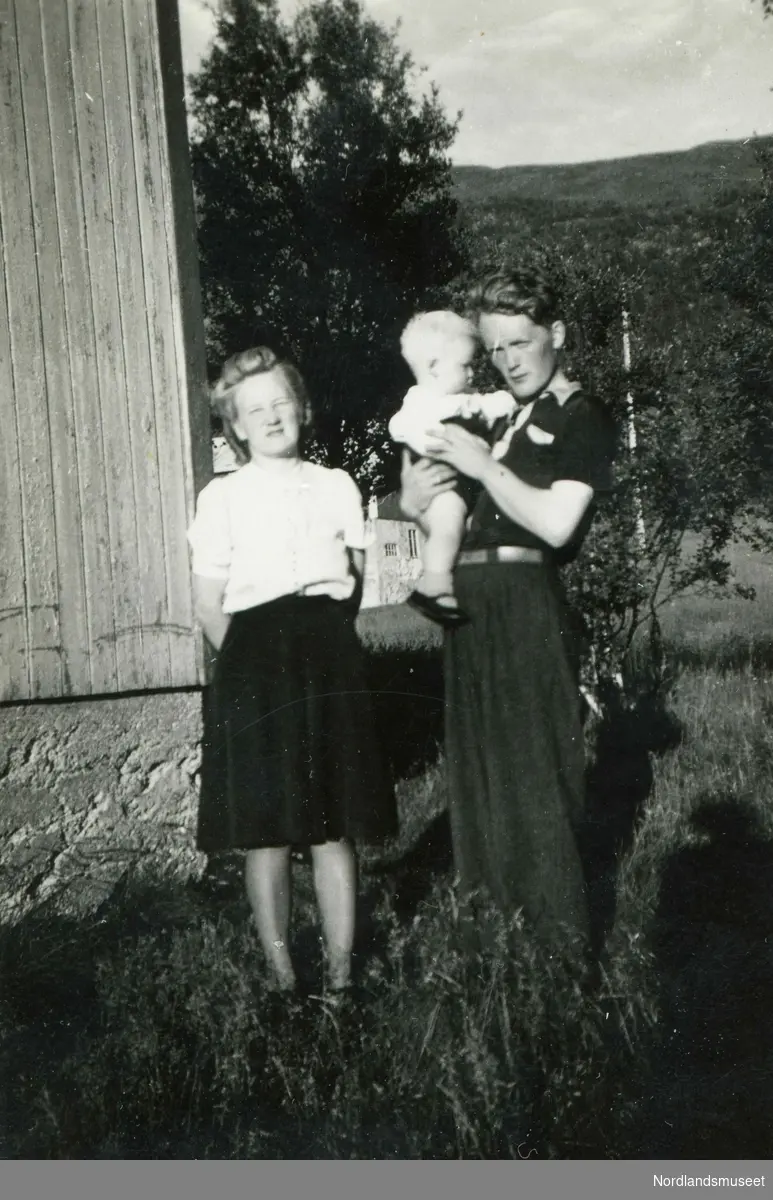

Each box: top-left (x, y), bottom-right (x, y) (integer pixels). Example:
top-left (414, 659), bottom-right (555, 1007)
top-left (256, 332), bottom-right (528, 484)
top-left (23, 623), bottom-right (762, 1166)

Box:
top-left (94, 0), bottom-right (172, 688)
top-left (153, 0), bottom-right (211, 498)
top-left (0, 231), bottom-right (30, 702)
top-left (38, 0), bottom-right (118, 694)
top-left (125, 0), bottom-right (199, 686)
top-left (17, 0), bottom-right (92, 696)
top-left (0, 0), bottom-right (62, 698)
top-left (153, 0), bottom-right (211, 686)
top-left (68, 0), bottom-right (145, 692)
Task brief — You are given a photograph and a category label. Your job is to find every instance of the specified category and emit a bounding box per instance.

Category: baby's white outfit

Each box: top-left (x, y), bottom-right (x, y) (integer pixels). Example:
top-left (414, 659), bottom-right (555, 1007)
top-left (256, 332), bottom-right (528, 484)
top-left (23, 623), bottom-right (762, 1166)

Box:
top-left (388, 385), bottom-right (517, 458)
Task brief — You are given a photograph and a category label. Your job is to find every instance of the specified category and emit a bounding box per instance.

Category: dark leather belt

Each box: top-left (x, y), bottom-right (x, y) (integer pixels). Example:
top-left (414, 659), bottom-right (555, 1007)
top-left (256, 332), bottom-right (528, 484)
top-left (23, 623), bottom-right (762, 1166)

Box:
top-left (457, 546), bottom-right (545, 565)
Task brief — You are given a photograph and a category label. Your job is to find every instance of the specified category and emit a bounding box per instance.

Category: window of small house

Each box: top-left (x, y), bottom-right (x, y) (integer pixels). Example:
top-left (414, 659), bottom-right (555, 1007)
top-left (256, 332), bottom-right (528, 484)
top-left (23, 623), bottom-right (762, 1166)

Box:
top-left (385, 542), bottom-right (398, 557)
top-left (407, 528), bottom-right (419, 558)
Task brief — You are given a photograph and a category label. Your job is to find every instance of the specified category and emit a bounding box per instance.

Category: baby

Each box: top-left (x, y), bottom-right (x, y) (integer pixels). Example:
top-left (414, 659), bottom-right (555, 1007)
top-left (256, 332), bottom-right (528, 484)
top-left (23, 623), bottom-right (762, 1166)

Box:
top-left (388, 311), bottom-right (517, 626)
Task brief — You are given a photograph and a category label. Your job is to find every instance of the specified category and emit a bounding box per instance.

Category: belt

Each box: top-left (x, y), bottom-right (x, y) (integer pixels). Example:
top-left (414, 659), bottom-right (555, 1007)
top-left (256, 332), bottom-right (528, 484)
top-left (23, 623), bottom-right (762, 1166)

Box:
top-left (457, 546), bottom-right (545, 566)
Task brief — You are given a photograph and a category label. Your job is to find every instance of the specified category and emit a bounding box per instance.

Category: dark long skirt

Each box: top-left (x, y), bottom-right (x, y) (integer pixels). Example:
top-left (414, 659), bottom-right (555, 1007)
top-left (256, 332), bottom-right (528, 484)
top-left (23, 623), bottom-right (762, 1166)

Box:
top-left (444, 561), bottom-right (589, 941)
top-left (198, 595), bottom-right (397, 852)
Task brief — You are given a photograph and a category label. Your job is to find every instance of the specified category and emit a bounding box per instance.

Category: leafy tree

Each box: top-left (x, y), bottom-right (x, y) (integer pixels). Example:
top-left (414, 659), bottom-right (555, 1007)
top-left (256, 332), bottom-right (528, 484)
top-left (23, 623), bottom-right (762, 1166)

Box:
top-left (188, 0), bottom-right (466, 492)
top-left (706, 141), bottom-right (773, 546)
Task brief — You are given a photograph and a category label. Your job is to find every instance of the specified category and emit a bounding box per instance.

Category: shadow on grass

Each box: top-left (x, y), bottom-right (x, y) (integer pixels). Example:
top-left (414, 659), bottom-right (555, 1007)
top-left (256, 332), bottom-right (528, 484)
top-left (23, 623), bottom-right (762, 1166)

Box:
top-left (0, 864), bottom-right (652, 1158)
top-left (0, 877), bottom-right (208, 1030)
top-left (0, 872), bottom-right (405, 1156)
top-left (0, 876), bottom-right (212, 1155)
top-left (582, 683), bottom-right (684, 960)
top-left (640, 796), bottom-right (773, 1157)
top-left (368, 811), bottom-right (454, 928)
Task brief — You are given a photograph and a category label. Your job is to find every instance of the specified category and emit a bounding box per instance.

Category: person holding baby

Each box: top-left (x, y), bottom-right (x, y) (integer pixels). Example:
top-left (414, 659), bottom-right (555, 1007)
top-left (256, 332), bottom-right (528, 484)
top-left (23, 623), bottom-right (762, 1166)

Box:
top-left (398, 265), bottom-right (617, 948)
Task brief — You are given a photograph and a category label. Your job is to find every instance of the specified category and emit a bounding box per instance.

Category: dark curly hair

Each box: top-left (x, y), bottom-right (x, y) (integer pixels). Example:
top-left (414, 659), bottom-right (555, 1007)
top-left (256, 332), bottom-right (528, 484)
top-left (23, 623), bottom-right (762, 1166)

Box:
top-left (466, 265), bottom-right (562, 328)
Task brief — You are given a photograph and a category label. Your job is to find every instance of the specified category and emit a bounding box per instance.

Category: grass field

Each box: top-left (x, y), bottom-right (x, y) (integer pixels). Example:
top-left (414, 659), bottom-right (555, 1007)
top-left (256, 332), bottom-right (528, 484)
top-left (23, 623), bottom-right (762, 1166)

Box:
top-left (658, 540), bottom-right (773, 671)
top-left (2, 554), bottom-right (773, 1158)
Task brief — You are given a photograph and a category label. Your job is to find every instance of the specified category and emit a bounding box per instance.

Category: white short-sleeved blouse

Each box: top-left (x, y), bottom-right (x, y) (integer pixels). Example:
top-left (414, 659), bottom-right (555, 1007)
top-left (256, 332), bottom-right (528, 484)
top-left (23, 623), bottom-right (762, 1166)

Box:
top-left (187, 460), bottom-right (367, 613)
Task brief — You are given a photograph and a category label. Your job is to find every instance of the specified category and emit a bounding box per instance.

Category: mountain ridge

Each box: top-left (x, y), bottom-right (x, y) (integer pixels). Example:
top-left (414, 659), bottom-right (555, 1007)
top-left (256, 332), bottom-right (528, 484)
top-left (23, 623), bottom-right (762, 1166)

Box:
top-left (451, 135), bottom-right (773, 214)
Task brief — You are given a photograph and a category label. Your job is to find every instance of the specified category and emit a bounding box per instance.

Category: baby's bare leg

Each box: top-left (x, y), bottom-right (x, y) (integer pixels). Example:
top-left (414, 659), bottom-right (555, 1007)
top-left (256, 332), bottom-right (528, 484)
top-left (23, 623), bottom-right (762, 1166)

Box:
top-left (418, 490), bottom-right (468, 604)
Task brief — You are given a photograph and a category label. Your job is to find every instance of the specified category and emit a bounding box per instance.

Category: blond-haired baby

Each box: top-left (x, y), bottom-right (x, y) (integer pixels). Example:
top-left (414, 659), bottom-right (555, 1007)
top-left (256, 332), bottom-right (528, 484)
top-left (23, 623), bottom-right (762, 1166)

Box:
top-left (388, 311), bottom-right (516, 626)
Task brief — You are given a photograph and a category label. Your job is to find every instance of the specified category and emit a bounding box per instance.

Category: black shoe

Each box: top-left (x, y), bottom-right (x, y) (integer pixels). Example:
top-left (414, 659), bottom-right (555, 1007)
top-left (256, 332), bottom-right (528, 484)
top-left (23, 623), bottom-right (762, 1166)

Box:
top-left (407, 590), bottom-right (471, 628)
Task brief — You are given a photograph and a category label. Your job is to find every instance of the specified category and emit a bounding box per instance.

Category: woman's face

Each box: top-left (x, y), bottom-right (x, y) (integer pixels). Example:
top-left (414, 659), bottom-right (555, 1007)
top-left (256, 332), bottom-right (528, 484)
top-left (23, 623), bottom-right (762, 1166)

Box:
top-left (478, 312), bottom-right (565, 402)
top-left (232, 369), bottom-right (304, 461)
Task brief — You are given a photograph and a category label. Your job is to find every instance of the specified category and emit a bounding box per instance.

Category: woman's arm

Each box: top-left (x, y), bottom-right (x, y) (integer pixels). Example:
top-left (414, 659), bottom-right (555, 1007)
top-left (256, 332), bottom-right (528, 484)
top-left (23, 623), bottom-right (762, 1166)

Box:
top-left (349, 548), bottom-right (365, 581)
top-left (339, 546), bottom-right (366, 614)
top-left (192, 574), bottom-right (231, 651)
top-left (479, 461), bottom-right (593, 548)
top-left (425, 424), bottom-right (594, 549)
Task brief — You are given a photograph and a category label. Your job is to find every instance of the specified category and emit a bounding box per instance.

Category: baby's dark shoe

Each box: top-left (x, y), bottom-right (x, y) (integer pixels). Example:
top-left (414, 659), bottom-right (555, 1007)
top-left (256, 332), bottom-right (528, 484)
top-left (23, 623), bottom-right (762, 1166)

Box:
top-left (406, 590), bottom-right (471, 628)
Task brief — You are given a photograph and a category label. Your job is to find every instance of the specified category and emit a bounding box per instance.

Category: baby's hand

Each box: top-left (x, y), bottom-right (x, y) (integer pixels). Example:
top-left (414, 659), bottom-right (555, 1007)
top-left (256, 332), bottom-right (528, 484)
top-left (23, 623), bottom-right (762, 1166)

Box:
top-left (449, 394), bottom-right (476, 421)
top-left (424, 425), bottom-right (492, 482)
top-left (482, 391), bottom-right (519, 423)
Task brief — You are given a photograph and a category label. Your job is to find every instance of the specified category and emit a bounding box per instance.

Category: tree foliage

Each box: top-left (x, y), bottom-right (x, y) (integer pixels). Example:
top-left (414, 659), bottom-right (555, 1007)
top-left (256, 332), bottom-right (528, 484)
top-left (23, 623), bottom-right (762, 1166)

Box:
top-left (452, 193), bottom-right (773, 693)
top-left (708, 142), bottom-right (773, 539)
top-left (189, 0), bottom-right (466, 491)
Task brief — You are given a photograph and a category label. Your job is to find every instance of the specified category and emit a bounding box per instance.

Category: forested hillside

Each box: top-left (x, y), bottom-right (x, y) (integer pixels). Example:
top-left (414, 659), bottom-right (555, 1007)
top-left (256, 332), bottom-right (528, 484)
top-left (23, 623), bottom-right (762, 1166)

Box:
top-left (451, 136), bottom-right (773, 372)
top-left (452, 137), bottom-right (772, 220)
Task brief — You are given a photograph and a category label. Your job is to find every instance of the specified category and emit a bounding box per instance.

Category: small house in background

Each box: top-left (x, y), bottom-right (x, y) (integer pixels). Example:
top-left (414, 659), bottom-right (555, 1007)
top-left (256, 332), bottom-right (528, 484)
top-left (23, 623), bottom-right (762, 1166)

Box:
top-left (212, 441), bottom-right (423, 609)
top-left (362, 494), bottom-right (423, 608)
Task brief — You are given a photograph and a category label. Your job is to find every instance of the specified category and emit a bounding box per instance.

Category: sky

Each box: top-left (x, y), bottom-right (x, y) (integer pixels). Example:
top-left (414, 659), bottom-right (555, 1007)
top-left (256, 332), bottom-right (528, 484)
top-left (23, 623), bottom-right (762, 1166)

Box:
top-left (179, 0), bottom-right (773, 167)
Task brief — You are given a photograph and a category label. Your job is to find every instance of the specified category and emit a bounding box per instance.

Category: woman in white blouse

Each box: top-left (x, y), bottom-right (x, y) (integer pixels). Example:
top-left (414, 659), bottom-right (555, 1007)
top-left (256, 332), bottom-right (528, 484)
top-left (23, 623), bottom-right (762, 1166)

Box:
top-left (188, 347), bottom-right (396, 1002)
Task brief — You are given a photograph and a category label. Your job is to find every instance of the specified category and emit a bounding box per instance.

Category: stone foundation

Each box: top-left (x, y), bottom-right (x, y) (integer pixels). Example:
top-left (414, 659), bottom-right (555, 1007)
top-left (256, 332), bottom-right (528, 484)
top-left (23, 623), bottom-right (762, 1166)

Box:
top-left (0, 691), bottom-right (206, 922)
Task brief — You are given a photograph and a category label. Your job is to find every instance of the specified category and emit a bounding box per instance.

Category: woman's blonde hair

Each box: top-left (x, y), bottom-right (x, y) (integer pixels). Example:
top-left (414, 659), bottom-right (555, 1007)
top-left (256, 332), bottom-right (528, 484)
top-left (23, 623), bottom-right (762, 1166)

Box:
top-left (211, 346), bottom-right (312, 465)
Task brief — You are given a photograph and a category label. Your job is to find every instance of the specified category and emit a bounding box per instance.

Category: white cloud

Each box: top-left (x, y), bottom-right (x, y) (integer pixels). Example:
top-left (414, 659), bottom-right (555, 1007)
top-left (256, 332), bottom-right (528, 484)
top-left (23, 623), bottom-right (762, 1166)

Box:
top-left (178, 0), bottom-right (773, 165)
top-left (179, 0), bottom-right (217, 76)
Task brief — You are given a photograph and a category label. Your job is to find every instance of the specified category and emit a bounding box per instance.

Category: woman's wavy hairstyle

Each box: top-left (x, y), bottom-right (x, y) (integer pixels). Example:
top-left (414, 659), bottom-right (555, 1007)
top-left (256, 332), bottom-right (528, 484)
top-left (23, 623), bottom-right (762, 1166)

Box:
top-left (466, 265), bottom-right (562, 329)
top-left (211, 346), bottom-right (312, 465)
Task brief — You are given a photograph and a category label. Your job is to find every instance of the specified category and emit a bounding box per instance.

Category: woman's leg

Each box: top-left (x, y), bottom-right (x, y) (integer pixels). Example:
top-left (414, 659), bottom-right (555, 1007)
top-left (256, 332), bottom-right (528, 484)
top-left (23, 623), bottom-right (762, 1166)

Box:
top-left (245, 846), bottom-right (296, 992)
top-left (310, 838), bottom-right (357, 991)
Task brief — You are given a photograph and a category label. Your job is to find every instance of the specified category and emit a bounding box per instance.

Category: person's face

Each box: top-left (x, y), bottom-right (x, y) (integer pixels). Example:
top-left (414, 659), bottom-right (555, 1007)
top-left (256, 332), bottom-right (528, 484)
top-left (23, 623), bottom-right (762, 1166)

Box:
top-left (232, 369), bottom-right (304, 461)
top-left (478, 312), bottom-right (565, 401)
top-left (430, 335), bottom-right (476, 394)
